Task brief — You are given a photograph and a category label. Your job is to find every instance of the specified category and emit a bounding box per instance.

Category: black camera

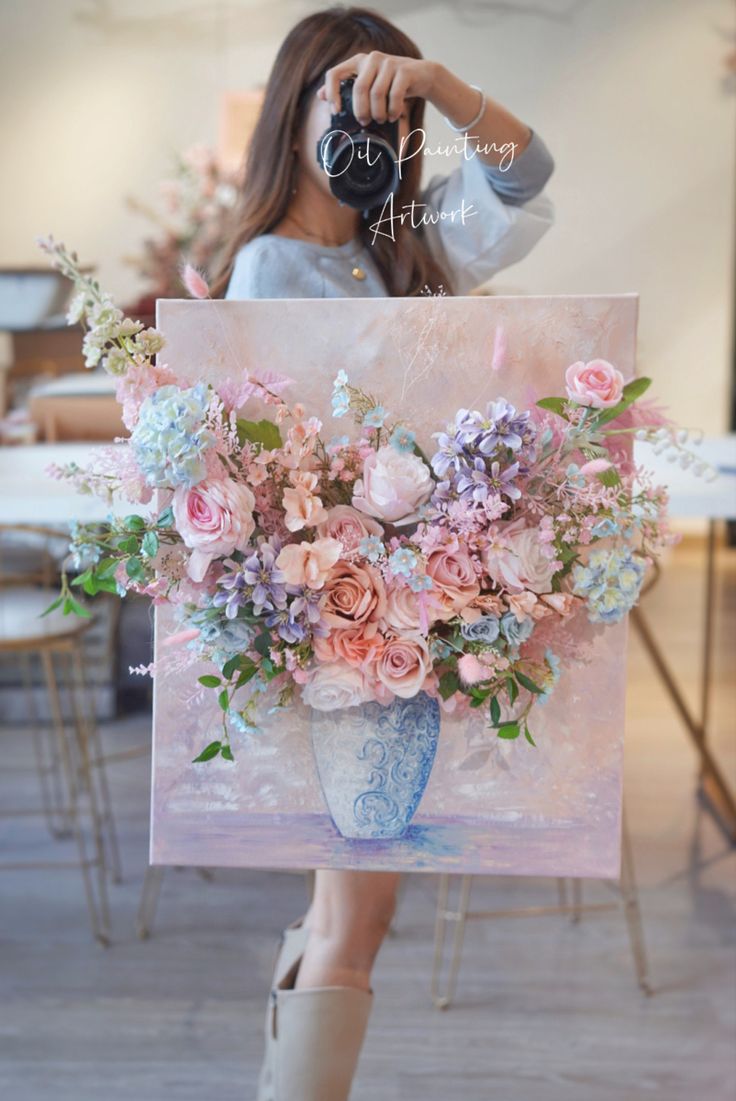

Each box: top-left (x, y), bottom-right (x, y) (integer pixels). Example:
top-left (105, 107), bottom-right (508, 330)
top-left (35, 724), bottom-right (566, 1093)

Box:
top-left (315, 77), bottom-right (400, 212)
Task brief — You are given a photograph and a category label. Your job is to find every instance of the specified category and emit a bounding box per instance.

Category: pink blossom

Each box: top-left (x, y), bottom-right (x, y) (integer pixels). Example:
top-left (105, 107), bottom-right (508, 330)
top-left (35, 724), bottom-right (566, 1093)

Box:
top-left (282, 484), bottom-right (328, 531)
top-left (352, 445), bottom-right (433, 524)
top-left (375, 635), bottom-right (431, 699)
top-left (173, 477), bottom-right (256, 582)
top-left (425, 543), bottom-right (480, 620)
top-left (317, 505), bottom-right (383, 555)
top-left (457, 653), bottom-right (487, 685)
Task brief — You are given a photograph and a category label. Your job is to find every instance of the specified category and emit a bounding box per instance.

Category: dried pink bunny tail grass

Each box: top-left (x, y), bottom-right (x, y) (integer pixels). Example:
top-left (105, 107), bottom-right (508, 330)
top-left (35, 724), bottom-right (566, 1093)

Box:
top-left (180, 262), bottom-right (211, 299)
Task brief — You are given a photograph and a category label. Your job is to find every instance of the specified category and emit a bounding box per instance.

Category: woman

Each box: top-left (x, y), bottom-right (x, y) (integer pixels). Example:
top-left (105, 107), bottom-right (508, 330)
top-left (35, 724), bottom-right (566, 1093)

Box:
top-left (210, 7), bottom-right (555, 1099)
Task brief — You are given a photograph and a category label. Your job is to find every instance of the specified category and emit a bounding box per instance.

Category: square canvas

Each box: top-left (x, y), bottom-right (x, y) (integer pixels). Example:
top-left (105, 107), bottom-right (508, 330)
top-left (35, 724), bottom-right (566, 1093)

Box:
top-left (150, 293), bottom-right (638, 878)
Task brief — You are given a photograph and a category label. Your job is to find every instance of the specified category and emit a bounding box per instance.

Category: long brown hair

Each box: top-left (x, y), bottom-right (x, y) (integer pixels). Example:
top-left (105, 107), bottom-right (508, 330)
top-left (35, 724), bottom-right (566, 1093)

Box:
top-left (209, 5), bottom-right (453, 299)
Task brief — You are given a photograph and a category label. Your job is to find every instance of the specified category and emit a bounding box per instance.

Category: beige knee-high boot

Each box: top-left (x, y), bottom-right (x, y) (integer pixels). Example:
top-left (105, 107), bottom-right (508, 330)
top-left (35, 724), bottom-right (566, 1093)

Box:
top-left (269, 950), bottom-right (374, 1101)
top-left (256, 915), bottom-right (312, 1101)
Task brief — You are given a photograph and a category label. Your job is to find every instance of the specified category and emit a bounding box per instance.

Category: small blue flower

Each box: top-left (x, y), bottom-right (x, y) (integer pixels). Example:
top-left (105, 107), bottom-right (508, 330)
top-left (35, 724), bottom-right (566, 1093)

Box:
top-left (363, 405), bottom-right (386, 429)
top-left (331, 390), bottom-right (350, 418)
top-left (389, 426), bottom-right (416, 453)
top-left (592, 517), bottom-right (619, 538)
top-left (389, 547), bottom-right (418, 577)
top-left (333, 370), bottom-right (349, 387)
top-left (407, 573), bottom-right (433, 592)
top-left (566, 463), bottom-right (586, 489)
top-left (359, 535), bottom-right (385, 563)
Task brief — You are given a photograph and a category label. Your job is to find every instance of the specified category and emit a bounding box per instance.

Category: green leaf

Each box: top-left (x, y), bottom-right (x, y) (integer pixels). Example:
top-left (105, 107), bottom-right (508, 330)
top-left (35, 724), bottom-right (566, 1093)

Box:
top-left (125, 556), bottom-right (145, 581)
top-left (192, 740), bottom-right (221, 763)
top-left (118, 535), bottom-right (139, 555)
top-left (156, 506), bottom-right (174, 528)
top-left (516, 671), bottom-right (544, 695)
top-left (489, 696), bottom-right (501, 724)
top-left (124, 514), bottom-right (146, 531)
top-left (524, 726), bottom-right (537, 747)
top-left (198, 674), bottom-right (221, 688)
top-left (592, 377), bottom-right (652, 427)
top-left (221, 656), bottom-right (240, 680)
top-left (141, 530), bottom-right (159, 558)
top-left (40, 594), bottom-right (64, 618)
top-left (596, 468), bottom-right (621, 488)
top-left (220, 744), bottom-right (234, 762)
top-left (506, 676), bottom-right (519, 705)
top-left (236, 418), bottom-right (282, 451)
top-left (438, 670), bottom-right (460, 700)
top-left (497, 722), bottom-right (520, 740)
top-left (70, 569), bottom-right (92, 588)
top-left (63, 594), bottom-right (91, 619)
top-left (218, 688), bottom-right (230, 711)
top-left (253, 632), bottom-right (272, 658)
top-left (536, 397), bottom-right (569, 418)
top-left (235, 661), bottom-right (258, 689)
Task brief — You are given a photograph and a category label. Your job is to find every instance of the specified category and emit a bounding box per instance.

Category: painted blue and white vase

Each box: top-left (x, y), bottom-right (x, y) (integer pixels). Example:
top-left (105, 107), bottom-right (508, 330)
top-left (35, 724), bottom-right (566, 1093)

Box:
top-left (309, 691), bottom-right (441, 840)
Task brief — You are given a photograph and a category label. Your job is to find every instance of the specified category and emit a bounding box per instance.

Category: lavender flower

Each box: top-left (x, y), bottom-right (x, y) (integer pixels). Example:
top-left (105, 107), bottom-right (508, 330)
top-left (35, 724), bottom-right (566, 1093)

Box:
top-left (241, 543), bottom-right (287, 615)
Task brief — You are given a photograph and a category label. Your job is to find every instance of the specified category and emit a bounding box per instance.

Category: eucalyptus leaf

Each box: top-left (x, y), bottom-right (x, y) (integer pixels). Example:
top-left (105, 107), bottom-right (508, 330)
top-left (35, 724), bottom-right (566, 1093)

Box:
top-left (192, 740), bottom-right (221, 763)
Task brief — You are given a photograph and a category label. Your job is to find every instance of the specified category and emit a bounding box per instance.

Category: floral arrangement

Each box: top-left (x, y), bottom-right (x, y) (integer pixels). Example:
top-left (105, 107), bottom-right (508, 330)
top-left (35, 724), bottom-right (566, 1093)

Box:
top-left (122, 143), bottom-right (240, 302)
top-left (36, 235), bottom-right (714, 766)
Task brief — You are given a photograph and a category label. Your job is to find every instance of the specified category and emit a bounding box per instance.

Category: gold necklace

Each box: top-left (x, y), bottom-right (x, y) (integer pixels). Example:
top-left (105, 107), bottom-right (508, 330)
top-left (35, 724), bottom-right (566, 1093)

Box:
top-left (282, 213), bottom-right (366, 281)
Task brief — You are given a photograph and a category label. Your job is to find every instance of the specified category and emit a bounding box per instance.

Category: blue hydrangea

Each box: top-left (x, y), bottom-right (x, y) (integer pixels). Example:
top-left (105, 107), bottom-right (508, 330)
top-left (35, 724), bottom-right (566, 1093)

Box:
top-left (131, 383), bottom-right (214, 488)
top-left (460, 615), bottom-right (500, 644)
top-left (571, 546), bottom-right (646, 624)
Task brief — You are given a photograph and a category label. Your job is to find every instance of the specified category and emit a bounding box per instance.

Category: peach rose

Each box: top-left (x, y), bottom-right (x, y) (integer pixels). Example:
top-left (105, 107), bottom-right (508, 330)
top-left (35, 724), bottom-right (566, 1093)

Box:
top-left (282, 484), bottom-right (328, 532)
top-left (173, 476), bottom-right (256, 583)
top-left (322, 561), bottom-right (387, 630)
top-left (565, 359), bottom-right (624, 409)
top-left (376, 635), bottom-right (431, 699)
top-left (425, 544), bottom-right (480, 621)
top-left (301, 661), bottom-right (375, 711)
top-left (276, 537), bottom-right (341, 590)
top-left (316, 505), bottom-right (383, 554)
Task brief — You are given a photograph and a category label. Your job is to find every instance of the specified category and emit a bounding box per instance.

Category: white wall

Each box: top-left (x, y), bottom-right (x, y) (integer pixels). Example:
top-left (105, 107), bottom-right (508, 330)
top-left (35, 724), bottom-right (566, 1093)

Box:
top-left (1, 0), bottom-right (734, 434)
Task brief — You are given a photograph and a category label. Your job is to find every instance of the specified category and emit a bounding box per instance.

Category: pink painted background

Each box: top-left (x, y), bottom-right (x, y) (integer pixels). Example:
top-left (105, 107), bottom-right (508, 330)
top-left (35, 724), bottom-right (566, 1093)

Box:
top-left (150, 293), bottom-right (638, 878)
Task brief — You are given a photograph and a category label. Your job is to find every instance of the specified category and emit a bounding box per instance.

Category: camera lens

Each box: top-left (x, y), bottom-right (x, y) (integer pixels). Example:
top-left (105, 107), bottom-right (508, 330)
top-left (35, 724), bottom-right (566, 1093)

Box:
top-left (322, 133), bottom-right (398, 209)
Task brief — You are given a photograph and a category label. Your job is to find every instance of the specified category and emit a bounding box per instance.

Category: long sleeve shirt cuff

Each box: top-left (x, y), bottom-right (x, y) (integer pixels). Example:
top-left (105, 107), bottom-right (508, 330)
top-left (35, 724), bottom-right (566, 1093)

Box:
top-left (480, 128), bottom-right (555, 206)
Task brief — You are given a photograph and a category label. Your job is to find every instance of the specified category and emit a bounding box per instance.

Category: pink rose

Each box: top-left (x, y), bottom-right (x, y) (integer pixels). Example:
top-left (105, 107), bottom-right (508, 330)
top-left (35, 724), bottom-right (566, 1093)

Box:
top-left (322, 561), bottom-right (387, 630)
top-left (376, 635), bottom-right (431, 699)
top-left (425, 544), bottom-right (480, 621)
top-left (276, 537), bottom-right (342, 590)
top-left (565, 359), bottom-right (624, 409)
top-left (316, 505), bottom-right (383, 554)
top-left (173, 477), bottom-right (256, 583)
top-left (352, 445), bottom-right (433, 524)
top-left (301, 661), bottom-right (375, 711)
top-left (508, 527), bottom-right (557, 594)
top-left (382, 582), bottom-right (423, 633)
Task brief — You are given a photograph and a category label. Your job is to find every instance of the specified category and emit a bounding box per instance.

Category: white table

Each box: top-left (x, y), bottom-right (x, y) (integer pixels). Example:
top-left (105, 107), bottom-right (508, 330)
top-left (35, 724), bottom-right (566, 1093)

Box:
top-left (632, 433), bottom-right (736, 841)
top-left (0, 442), bottom-right (136, 524)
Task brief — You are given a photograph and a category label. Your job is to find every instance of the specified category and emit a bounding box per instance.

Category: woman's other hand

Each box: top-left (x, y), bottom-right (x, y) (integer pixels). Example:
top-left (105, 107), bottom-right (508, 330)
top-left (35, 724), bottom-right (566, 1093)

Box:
top-left (318, 51), bottom-right (437, 125)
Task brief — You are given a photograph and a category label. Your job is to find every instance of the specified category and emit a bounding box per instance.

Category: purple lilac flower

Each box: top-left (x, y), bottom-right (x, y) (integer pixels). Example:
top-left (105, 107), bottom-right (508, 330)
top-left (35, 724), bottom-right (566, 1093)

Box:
top-left (455, 399), bottom-right (530, 456)
top-left (213, 570), bottom-right (252, 620)
top-left (242, 543), bottom-right (287, 615)
top-left (265, 606), bottom-right (306, 644)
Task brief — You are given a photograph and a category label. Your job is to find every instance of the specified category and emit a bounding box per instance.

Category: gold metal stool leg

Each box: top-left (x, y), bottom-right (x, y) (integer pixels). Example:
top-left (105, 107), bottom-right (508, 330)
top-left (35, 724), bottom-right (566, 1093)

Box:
top-left (69, 640), bottom-right (123, 883)
top-left (616, 801), bottom-right (653, 996)
top-left (19, 651), bottom-right (71, 838)
top-left (41, 646), bottom-right (111, 945)
top-left (431, 873), bottom-right (473, 1009)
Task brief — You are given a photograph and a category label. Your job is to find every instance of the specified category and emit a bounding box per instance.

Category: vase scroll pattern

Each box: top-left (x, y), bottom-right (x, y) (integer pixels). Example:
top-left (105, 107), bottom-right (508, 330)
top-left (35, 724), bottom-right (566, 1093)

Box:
top-left (309, 691), bottom-right (441, 839)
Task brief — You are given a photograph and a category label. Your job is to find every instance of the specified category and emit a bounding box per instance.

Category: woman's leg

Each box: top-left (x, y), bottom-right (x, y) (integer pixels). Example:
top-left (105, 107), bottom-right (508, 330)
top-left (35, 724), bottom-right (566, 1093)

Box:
top-left (294, 869), bottom-right (401, 992)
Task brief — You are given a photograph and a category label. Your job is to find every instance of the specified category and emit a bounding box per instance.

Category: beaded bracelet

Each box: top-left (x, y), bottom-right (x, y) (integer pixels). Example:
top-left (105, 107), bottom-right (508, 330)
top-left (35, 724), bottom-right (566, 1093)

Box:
top-left (442, 84), bottom-right (486, 132)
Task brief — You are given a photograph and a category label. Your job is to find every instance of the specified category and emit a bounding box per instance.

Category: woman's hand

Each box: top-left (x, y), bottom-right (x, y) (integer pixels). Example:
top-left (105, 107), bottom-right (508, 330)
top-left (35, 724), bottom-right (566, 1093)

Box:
top-left (318, 52), bottom-right (438, 125)
top-left (318, 53), bottom-right (533, 168)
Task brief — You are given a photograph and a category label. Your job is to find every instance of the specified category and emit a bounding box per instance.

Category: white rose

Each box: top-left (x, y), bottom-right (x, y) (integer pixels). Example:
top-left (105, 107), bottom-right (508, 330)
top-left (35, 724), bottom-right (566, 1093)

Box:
top-left (509, 527), bottom-right (557, 594)
top-left (301, 661), bottom-right (375, 711)
top-left (352, 445), bottom-right (433, 524)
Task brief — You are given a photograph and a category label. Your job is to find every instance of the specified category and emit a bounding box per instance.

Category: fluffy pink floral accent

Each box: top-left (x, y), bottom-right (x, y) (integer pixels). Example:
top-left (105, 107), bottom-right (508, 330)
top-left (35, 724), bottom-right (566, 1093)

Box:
top-left (180, 262), bottom-right (210, 299)
top-left (457, 653), bottom-right (487, 685)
